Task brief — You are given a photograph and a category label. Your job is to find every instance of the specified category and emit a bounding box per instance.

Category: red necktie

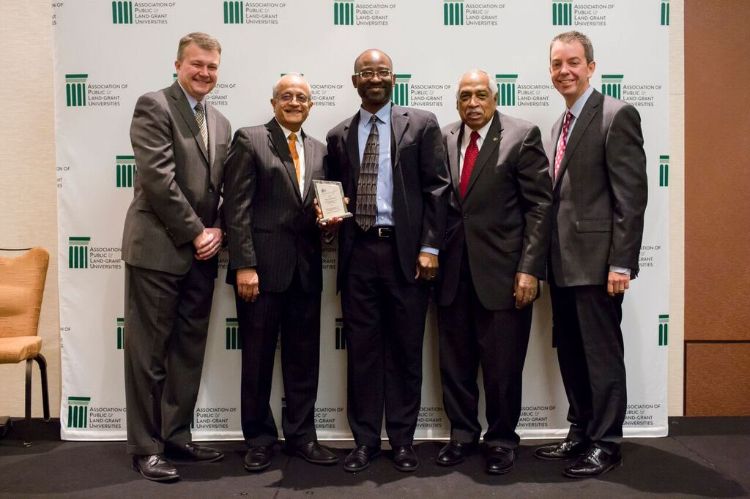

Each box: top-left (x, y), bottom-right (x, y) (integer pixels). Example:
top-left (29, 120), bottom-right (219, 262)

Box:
top-left (459, 131), bottom-right (480, 198)
top-left (553, 111), bottom-right (574, 181)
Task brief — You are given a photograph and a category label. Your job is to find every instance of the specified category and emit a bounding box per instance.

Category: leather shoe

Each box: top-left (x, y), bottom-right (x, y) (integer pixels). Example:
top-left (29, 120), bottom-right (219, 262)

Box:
top-left (165, 442), bottom-right (224, 463)
top-left (291, 441), bottom-right (339, 465)
top-left (132, 454), bottom-right (179, 482)
top-left (563, 445), bottom-right (622, 478)
top-left (534, 439), bottom-right (589, 460)
top-left (392, 445), bottom-right (419, 472)
top-left (485, 446), bottom-right (515, 475)
top-left (343, 445), bottom-right (380, 472)
top-left (436, 441), bottom-right (472, 466)
top-left (243, 445), bottom-right (273, 472)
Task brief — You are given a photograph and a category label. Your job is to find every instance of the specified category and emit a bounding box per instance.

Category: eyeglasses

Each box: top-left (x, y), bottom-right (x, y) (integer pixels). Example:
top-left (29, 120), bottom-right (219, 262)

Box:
top-left (353, 69), bottom-right (392, 79)
top-left (278, 93), bottom-right (309, 104)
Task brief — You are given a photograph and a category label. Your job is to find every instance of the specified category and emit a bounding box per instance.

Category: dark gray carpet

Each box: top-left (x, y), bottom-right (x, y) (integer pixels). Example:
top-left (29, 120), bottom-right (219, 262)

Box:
top-left (0, 418), bottom-right (748, 498)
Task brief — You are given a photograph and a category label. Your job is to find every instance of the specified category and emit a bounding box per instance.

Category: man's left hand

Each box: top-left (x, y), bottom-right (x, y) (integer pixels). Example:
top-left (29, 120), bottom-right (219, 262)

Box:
top-left (415, 252), bottom-right (439, 281)
top-left (607, 271), bottom-right (630, 296)
top-left (195, 228), bottom-right (223, 260)
top-left (514, 272), bottom-right (538, 309)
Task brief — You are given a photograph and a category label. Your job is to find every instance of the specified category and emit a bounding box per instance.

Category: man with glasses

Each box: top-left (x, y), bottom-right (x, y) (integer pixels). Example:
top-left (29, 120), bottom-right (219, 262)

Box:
top-left (223, 73), bottom-right (338, 472)
top-left (325, 49), bottom-right (449, 472)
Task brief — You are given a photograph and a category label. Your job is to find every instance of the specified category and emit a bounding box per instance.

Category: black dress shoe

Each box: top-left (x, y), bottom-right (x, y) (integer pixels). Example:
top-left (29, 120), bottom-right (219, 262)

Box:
top-left (436, 441), bottom-right (472, 466)
top-left (132, 454), bottom-right (179, 482)
top-left (534, 439), bottom-right (589, 460)
top-left (244, 445), bottom-right (273, 472)
top-left (392, 445), bottom-right (419, 472)
top-left (485, 446), bottom-right (515, 475)
top-left (343, 445), bottom-right (380, 472)
top-left (165, 442), bottom-right (224, 462)
top-left (563, 445), bottom-right (622, 478)
top-left (292, 441), bottom-right (339, 465)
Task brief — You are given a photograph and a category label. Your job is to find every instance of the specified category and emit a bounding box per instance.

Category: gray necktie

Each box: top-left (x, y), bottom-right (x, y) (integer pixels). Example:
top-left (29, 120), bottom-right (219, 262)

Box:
top-left (356, 115), bottom-right (379, 231)
top-left (194, 102), bottom-right (208, 149)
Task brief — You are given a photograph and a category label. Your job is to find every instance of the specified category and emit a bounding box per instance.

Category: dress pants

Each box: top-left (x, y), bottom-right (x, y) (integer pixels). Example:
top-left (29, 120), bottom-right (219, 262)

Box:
top-left (235, 270), bottom-right (320, 448)
top-left (124, 261), bottom-right (215, 455)
top-left (341, 230), bottom-right (429, 448)
top-left (550, 281), bottom-right (626, 448)
top-left (437, 252), bottom-right (532, 449)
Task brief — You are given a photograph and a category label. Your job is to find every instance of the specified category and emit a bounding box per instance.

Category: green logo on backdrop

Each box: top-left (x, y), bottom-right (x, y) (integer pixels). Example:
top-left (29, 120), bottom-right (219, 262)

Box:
top-left (393, 74), bottom-right (411, 107)
top-left (112, 1), bottom-right (133, 23)
top-left (226, 318), bottom-right (242, 350)
top-left (334, 1), bottom-right (354, 25)
top-left (335, 318), bottom-right (346, 350)
top-left (116, 155), bottom-right (136, 188)
top-left (552, 0), bottom-right (572, 25)
top-left (444, 0), bottom-right (464, 26)
top-left (496, 74), bottom-right (518, 106)
top-left (68, 237), bottom-right (90, 269)
top-left (116, 318), bottom-right (125, 350)
top-left (658, 314), bottom-right (669, 346)
top-left (660, 0), bottom-right (670, 26)
top-left (67, 396), bottom-right (91, 428)
top-left (224, 1), bottom-right (244, 23)
top-left (659, 155), bottom-right (669, 187)
top-left (65, 74), bottom-right (88, 107)
top-left (601, 74), bottom-right (623, 99)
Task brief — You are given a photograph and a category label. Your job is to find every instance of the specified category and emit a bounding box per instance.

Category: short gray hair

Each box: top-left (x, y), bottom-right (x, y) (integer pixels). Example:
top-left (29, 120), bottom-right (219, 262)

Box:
top-left (455, 70), bottom-right (498, 99)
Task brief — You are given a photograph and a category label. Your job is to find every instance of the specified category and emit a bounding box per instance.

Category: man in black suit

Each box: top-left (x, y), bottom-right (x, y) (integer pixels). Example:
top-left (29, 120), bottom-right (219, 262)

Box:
top-left (122, 32), bottom-right (230, 482)
top-left (325, 49), bottom-right (449, 472)
top-left (534, 31), bottom-right (648, 478)
top-left (223, 73), bottom-right (338, 472)
top-left (435, 70), bottom-right (552, 474)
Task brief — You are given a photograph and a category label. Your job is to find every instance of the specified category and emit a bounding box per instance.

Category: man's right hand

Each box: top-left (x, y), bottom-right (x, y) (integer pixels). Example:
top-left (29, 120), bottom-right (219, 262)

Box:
top-left (193, 229), bottom-right (222, 261)
top-left (236, 268), bottom-right (260, 302)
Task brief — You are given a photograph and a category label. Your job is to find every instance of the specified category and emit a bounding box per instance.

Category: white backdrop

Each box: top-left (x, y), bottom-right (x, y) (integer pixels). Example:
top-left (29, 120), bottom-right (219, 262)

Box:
top-left (54, 0), bottom-right (670, 441)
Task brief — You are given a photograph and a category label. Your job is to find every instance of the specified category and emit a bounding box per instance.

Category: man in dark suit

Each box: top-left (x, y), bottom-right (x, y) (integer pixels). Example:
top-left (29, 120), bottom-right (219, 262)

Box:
top-left (121, 32), bottom-right (231, 482)
top-left (435, 70), bottom-right (552, 474)
top-left (223, 73), bottom-right (338, 472)
top-left (534, 31), bottom-right (648, 478)
top-left (325, 49), bottom-right (449, 472)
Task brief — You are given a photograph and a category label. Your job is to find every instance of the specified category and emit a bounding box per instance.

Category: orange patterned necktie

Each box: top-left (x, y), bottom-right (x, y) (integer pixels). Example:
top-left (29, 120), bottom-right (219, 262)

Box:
top-left (288, 132), bottom-right (300, 182)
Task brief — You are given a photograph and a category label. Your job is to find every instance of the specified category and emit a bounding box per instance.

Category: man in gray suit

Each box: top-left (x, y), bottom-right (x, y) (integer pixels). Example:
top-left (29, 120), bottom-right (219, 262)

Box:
top-left (534, 31), bottom-right (647, 478)
top-left (436, 70), bottom-right (552, 474)
top-left (326, 49), bottom-right (449, 473)
top-left (223, 73), bottom-right (338, 472)
top-left (121, 32), bottom-right (231, 482)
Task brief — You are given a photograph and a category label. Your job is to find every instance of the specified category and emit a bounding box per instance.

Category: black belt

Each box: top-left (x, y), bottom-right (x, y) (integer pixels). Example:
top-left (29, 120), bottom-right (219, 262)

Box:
top-left (363, 226), bottom-right (394, 239)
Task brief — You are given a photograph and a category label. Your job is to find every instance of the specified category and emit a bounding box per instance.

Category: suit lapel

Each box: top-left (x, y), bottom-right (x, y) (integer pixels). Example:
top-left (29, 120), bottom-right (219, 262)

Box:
top-left (555, 90), bottom-right (601, 188)
top-left (344, 111), bottom-right (361, 183)
top-left (207, 103), bottom-right (217, 166)
top-left (168, 82), bottom-right (209, 164)
top-left (464, 112), bottom-right (502, 199)
top-left (391, 105), bottom-right (409, 169)
top-left (447, 122), bottom-right (462, 199)
top-left (266, 119), bottom-right (302, 201)
top-left (302, 132), bottom-right (315, 204)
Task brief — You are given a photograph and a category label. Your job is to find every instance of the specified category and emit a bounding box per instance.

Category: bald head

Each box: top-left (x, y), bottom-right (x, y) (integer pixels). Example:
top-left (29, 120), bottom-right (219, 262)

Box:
top-left (272, 73), bottom-right (311, 99)
top-left (353, 49), bottom-right (392, 73)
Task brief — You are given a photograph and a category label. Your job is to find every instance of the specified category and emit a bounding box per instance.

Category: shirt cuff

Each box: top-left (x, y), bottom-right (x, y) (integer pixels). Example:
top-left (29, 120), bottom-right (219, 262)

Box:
top-left (420, 246), bottom-right (439, 256)
top-left (609, 265), bottom-right (630, 275)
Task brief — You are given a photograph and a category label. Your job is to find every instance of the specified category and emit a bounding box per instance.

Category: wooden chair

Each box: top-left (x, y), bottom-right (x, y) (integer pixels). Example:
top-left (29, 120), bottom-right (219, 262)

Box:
top-left (0, 247), bottom-right (51, 446)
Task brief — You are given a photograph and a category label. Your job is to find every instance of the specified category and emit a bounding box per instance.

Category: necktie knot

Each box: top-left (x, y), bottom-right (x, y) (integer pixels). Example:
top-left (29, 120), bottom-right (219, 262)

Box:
top-left (288, 132), bottom-right (297, 144)
top-left (470, 130), bottom-right (480, 142)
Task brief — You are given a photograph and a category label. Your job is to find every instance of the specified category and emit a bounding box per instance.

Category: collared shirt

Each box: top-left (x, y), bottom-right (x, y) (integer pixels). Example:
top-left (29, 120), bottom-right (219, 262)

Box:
top-left (459, 118), bottom-right (493, 176)
top-left (557, 84), bottom-right (629, 275)
top-left (358, 102), bottom-right (393, 227)
top-left (177, 82), bottom-right (209, 141)
top-left (276, 120), bottom-right (306, 194)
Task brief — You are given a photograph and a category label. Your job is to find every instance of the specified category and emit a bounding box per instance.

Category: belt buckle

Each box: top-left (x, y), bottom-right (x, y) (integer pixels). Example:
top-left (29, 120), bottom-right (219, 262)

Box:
top-left (376, 227), bottom-right (392, 238)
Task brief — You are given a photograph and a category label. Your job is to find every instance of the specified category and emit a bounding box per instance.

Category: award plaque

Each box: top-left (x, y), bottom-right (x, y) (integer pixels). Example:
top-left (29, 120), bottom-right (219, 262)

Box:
top-left (313, 180), bottom-right (352, 222)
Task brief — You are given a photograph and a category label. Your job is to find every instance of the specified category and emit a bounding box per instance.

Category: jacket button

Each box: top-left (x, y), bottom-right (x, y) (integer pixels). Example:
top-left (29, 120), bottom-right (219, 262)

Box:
top-left (208, 187), bottom-right (214, 193)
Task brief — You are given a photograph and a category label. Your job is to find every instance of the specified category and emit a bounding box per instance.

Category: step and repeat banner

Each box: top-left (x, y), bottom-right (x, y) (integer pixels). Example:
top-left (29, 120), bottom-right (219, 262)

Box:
top-left (54, 0), bottom-right (670, 440)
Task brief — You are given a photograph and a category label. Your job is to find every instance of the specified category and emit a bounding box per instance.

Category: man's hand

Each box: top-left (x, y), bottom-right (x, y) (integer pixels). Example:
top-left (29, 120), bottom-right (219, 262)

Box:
top-left (193, 228), bottom-right (223, 261)
top-left (315, 197), bottom-right (349, 233)
top-left (236, 268), bottom-right (260, 302)
top-left (607, 271), bottom-right (630, 297)
top-left (415, 252), bottom-right (439, 281)
top-left (514, 272), bottom-right (538, 309)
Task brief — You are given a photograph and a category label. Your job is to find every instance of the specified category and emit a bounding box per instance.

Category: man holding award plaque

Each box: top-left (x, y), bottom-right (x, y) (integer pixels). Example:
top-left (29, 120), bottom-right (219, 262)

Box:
top-left (325, 49), bottom-right (450, 473)
top-left (223, 73), bottom-right (338, 472)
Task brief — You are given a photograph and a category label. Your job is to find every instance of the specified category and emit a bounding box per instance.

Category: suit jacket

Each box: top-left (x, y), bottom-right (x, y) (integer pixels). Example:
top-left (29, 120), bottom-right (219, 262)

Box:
top-left (122, 81), bottom-right (231, 276)
top-left (326, 104), bottom-right (450, 287)
top-left (223, 119), bottom-right (326, 294)
top-left (549, 89), bottom-right (648, 287)
top-left (437, 112), bottom-right (552, 310)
